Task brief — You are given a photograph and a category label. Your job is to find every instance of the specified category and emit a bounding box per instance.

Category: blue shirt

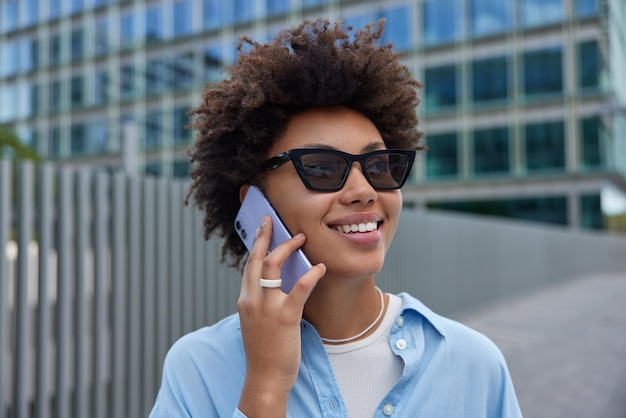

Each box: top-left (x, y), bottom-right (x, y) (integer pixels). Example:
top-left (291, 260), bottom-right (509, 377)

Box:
top-left (150, 293), bottom-right (522, 417)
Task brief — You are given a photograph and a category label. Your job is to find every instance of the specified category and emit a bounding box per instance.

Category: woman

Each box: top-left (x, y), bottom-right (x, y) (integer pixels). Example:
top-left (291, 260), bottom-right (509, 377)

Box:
top-left (150, 19), bottom-right (522, 418)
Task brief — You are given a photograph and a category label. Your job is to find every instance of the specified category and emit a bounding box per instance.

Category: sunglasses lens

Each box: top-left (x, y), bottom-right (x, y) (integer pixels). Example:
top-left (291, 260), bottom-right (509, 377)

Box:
top-left (365, 153), bottom-right (411, 189)
top-left (299, 153), bottom-right (349, 190)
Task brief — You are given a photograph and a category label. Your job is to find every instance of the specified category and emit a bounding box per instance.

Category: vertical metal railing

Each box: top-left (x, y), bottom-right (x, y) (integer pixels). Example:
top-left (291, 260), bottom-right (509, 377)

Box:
top-left (0, 159), bottom-right (241, 418)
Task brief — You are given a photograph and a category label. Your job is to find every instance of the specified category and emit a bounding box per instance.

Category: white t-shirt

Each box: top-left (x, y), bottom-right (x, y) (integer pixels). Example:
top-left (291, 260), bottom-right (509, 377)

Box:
top-left (324, 293), bottom-right (404, 417)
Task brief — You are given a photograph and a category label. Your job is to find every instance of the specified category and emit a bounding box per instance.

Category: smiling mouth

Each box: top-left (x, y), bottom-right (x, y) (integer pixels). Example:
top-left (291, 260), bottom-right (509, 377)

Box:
top-left (333, 221), bottom-right (381, 234)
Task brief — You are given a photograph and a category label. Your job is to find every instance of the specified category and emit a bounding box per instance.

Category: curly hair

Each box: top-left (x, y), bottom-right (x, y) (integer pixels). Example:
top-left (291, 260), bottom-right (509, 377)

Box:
top-left (187, 18), bottom-right (423, 267)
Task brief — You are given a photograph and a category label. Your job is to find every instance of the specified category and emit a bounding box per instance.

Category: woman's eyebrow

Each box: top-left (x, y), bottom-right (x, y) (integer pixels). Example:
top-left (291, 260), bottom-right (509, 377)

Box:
top-left (299, 141), bottom-right (386, 152)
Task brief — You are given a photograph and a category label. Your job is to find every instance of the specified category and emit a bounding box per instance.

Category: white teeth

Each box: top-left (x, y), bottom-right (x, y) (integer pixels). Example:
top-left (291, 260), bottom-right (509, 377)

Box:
top-left (336, 222), bottom-right (378, 233)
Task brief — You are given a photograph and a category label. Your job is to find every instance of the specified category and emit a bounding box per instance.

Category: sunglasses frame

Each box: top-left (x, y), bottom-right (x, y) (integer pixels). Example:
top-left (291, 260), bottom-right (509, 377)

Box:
top-left (259, 148), bottom-right (416, 191)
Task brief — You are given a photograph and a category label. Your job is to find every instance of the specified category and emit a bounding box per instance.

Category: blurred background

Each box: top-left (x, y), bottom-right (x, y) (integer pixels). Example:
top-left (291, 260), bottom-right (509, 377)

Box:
top-left (1, 0), bottom-right (625, 231)
top-left (1, 0), bottom-right (626, 417)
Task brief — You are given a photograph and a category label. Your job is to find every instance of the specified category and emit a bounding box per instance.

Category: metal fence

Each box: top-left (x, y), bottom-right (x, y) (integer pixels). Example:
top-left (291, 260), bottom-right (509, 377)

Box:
top-left (3, 159), bottom-right (626, 418)
top-left (0, 160), bottom-right (241, 418)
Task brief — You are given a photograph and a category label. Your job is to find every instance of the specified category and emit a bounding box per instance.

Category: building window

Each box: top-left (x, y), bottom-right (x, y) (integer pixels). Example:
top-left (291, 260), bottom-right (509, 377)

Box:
top-left (576, 0), bottom-right (598, 17)
top-left (233, 0), bottom-right (254, 24)
top-left (521, 0), bottom-right (563, 28)
top-left (267, 0), bottom-right (289, 16)
top-left (70, 76), bottom-right (83, 109)
top-left (423, 0), bottom-right (460, 46)
top-left (470, 0), bottom-right (511, 38)
top-left (173, 0), bottom-right (192, 38)
top-left (49, 127), bottom-right (62, 158)
top-left (428, 197), bottom-right (568, 226)
top-left (525, 120), bottom-right (565, 172)
top-left (146, 60), bottom-right (166, 96)
top-left (173, 106), bottom-right (190, 144)
top-left (580, 116), bottom-right (603, 169)
top-left (49, 79), bottom-right (62, 113)
top-left (381, 6), bottom-right (411, 51)
top-left (120, 66), bottom-right (135, 100)
top-left (204, 46), bottom-right (224, 82)
top-left (173, 160), bottom-right (190, 178)
top-left (145, 5), bottom-right (164, 43)
top-left (70, 123), bottom-right (86, 154)
top-left (171, 53), bottom-right (195, 91)
top-left (578, 40), bottom-right (601, 90)
top-left (203, 0), bottom-right (222, 30)
top-left (29, 83), bottom-right (39, 116)
top-left (426, 133), bottom-right (458, 179)
top-left (88, 120), bottom-right (110, 155)
top-left (0, 39), bottom-right (17, 77)
top-left (424, 65), bottom-right (458, 111)
top-left (120, 11), bottom-right (135, 49)
top-left (145, 111), bottom-right (163, 150)
top-left (94, 70), bottom-right (109, 105)
top-left (49, 33), bottom-right (62, 65)
top-left (580, 194), bottom-right (603, 229)
top-left (472, 56), bottom-right (508, 103)
top-left (473, 127), bottom-right (510, 174)
top-left (95, 18), bottom-right (109, 56)
top-left (70, 29), bottom-right (84, 61)
top-left (523, 47), bottom-right (563, 96)
top-left (1, 1), bottom-right (18, 33)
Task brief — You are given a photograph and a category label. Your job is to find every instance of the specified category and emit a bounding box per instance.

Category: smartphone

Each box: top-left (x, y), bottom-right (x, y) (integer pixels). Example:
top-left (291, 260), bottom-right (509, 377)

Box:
top-left (234, 185), bottom-right (312, 293)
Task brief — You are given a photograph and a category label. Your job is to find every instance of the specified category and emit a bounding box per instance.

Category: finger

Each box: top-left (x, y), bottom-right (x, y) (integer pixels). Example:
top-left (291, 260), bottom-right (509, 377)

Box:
top-left (241, 215), bottom-right (272, 298)
top-left (259, 232), bottom-right (307, 288)
top-left (285, 262), bottom-right (326, 310)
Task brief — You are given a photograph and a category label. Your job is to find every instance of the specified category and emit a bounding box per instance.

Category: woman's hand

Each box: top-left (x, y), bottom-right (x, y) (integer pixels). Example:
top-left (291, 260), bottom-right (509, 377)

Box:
top-left (237, 216), bottom-right (326, 417)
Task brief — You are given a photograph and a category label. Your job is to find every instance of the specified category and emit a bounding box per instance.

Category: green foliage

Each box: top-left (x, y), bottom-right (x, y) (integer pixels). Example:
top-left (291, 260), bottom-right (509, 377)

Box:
top-left (0, 126), bottom-right (40, 161)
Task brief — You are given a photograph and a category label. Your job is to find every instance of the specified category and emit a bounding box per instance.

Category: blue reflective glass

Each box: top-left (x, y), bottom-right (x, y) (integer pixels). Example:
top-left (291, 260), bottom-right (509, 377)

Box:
top-left (0, 40), bottom-right (18, 77)
top-left (426, 133), bottom-right (459, 179)
top-left (267, 0), bottom-right (288, 15)
top-left (521, 0), bottom-right (563, 28)
top-left (1, 0), bottom-right (17, 32)
top-left (423, 0), bottom-right (460, 46)
top-left (381, 6), bottom-right (411, 51)
top-left (576, 0), bottom-right (597, 16)
top-left (49, 34), bottom-right (61, 65)
top-left (424, 65), bottom-right (458, 110)
top-left (25, 0), bottom-right (39, 26)
top-left (471, 0), bottom-right (511, 37)
top-left (204, 0), bottom-right (222, 29)
top-left (20, 37), bottom-right (39, 73)
top-left (71, 0), bottom-right (83, 14)
top-left (171, 53), bottom-right (195, 90)
top-left (234, 0), bottom-right (254, 23)
top-left (578, 41), bottom-right (600, 89)
top-left (523, 47), bottom-right (562, 95)
top-left (204, 46), bottom-right (224, 82)
top-left (94, 71), bottom-right (109, 105)
top-left (525, 121), bottom-right (565, 171)
top-left (120, 12), bottom-right (135, 49)
top-left (472, 56), bottom-right (508, 102)
top-left (173, 0), bottom-right (192, 38)
top-left (145, 6), bottom-right (164, 42)
top-left (473, 127), bottom-right (510, 174)
top-left (49, 0), bottom-right (61, 19)
top-left (145, 111), bottom-right (163, 150)
top-left (95, 18), bottom-right (108, 56)
top-left (71, 29), bottom-right (84, 61)
top-left (70, 76), bottom-right (84, 108)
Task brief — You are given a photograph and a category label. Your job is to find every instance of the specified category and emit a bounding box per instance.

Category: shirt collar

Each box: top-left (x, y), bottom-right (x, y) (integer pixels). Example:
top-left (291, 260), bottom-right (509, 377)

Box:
top-left (397, 292), bottom-right (447, 337)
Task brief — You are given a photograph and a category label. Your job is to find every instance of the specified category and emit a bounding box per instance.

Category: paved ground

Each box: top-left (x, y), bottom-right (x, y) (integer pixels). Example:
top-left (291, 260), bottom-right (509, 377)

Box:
top-left (459, 270), bottom-right (626, 418)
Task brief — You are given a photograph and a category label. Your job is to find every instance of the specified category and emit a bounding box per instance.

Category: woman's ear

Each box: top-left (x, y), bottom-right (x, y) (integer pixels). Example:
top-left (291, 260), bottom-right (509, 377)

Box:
top-left (239, 184), bottom-right (251, 203)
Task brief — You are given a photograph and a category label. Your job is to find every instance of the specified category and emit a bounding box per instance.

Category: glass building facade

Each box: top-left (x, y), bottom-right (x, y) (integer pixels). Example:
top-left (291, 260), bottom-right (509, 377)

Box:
top-left (1, 0), bottom-right (625, 230)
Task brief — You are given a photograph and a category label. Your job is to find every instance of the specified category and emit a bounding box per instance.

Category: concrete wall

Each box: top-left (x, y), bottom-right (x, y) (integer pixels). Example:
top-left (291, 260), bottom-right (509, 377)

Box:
top-left (377, 209), bottom-right (626, 317)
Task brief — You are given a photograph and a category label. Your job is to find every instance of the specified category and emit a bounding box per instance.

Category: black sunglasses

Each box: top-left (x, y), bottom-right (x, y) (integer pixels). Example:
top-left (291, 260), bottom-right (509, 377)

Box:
top-left (259, 148), bottom-right (416, 191)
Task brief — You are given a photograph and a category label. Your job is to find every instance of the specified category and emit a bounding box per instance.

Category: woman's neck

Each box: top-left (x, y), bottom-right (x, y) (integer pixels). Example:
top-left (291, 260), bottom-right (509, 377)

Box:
top-left (303, 278), bottom-right (387, 343)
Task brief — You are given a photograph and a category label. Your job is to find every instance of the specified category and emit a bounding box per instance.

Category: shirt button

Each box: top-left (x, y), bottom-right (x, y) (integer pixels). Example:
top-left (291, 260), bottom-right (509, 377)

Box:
top-left (382, 403), bottom-right (394, 416)
top-left (395, 339), bottom-right (407, 350)
top-left (396, 316), bottom-right (404, 327)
